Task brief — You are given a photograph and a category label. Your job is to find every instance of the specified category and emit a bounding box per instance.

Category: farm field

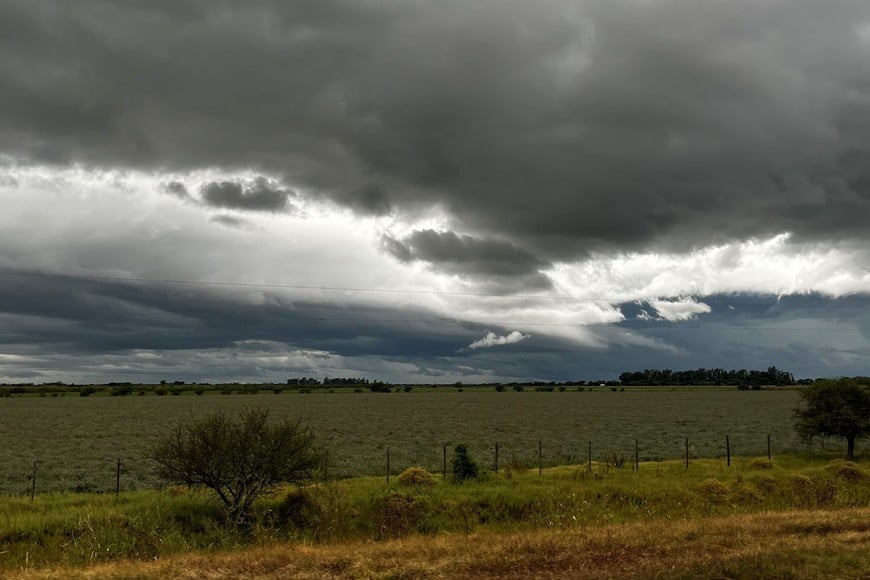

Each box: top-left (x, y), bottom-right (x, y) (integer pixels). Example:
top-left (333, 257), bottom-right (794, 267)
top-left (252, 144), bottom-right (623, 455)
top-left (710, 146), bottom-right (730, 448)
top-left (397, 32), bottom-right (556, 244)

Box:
top-left (0, 388), bottom-right (852, 494)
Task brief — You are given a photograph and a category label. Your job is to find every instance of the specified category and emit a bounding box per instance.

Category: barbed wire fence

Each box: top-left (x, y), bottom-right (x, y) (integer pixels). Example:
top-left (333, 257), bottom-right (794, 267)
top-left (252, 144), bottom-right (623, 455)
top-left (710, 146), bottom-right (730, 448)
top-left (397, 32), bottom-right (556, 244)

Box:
top-left (4, 432), bottom-right (860, 497)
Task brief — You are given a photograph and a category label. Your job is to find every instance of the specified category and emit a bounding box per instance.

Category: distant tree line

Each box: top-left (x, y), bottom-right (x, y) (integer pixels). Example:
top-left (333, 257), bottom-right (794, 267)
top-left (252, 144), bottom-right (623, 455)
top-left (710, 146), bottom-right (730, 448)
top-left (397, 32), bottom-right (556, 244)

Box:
top-left (286, 377), bottom-right (373, 386)
top-left (618, 366), bottom-right (797, 387)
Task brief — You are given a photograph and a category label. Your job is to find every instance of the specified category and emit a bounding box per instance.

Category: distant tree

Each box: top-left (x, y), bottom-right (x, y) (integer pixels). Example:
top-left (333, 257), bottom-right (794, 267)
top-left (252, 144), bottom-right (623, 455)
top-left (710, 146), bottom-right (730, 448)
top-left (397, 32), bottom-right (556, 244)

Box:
top-left (149, 409), bottom-right (322, 526)
top-left (794, 378), bottom-right (870, 459)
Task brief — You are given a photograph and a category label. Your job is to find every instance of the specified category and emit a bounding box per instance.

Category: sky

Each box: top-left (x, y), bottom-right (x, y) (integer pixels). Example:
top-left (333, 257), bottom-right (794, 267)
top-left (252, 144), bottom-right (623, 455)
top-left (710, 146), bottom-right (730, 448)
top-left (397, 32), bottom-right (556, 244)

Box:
top-left (2, 0), bottom-right (870, 384)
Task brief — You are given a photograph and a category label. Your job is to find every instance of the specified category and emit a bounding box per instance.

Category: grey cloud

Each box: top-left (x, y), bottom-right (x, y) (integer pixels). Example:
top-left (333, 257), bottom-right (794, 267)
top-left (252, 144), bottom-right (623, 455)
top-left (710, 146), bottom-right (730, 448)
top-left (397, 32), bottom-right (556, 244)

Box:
top-left (2, 1), bottom-right (870, 258)
top-left (0, 175), bottom-right (18, 188)
top-left (209, 214), bottom-right (252, 229)
top-left (383, 229), bottom-right (552, 290)
top-left (1, 271), bottom-right (869, 382)
top-left (160, 180), bottom-right (191, 200)
top-left (199, 178), bottom-right (293, 212)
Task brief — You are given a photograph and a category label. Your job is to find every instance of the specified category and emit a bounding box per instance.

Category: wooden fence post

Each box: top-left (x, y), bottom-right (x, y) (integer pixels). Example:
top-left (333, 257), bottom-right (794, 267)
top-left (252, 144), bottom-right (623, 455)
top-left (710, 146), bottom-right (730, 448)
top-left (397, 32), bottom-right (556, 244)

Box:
top-left (386, 446), bottom-right (390, 485)
top-left (685, 437), bottom-right (689, 469)
top-left (494, 441), bottom-right (499, 473)
top-left (538, 440), bottom-right (542, 476)
top-left (726, 435), bottom-right (731, 467)
top-left (634, 439), bottom-right (639, 471)
top-left (115, 458), bottom-right (121, 495)
top-left (588, 441), bottom-right (592, 474)
top-left (767, 434), bottom-right (771, 461)
top-left (30, 461), bottom-right (36, 502)
top-left (442, 444), bottom-right (447, 479)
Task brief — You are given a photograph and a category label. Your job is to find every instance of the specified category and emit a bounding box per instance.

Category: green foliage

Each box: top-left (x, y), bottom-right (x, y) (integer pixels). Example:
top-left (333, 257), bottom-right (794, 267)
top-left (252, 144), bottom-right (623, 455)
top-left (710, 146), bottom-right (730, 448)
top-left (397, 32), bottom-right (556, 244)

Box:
top-left (794, 378), bottom-right (870, 458)
top-left (451, 444), bottom-right (479, 483)
top-left (149, 409), bottom-right (321, 526)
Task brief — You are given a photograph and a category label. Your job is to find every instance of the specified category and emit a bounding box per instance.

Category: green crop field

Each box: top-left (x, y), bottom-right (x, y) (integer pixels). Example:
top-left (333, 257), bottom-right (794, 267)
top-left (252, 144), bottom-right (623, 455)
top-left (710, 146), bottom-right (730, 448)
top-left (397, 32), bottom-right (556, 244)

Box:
top-left (0, 389), bottom-right (854, 494)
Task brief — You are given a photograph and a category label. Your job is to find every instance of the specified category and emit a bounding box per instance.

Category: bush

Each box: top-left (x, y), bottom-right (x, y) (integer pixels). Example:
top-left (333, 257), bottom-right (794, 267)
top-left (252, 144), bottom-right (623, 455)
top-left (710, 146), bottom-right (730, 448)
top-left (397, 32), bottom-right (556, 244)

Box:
top-left (451, 444), bottom-right (479, 483)
top-left (369, 492), bottom-right (429, 540)
top-left (513, 385), bottom-right (525, 392)
top-left (149, 408), bottom-right (322, 527)
top-left (397, 467), bottom-right (437, 488)
top-left (494, 384), bottom-right (505, 392)
top-left (609, 452), bottom-right (627, 468)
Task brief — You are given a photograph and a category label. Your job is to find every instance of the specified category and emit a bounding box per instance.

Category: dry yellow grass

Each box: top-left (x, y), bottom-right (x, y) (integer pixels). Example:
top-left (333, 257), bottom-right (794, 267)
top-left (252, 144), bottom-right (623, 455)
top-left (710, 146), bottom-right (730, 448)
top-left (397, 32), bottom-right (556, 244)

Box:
top-left (11, 507), bottom-right (870, 579)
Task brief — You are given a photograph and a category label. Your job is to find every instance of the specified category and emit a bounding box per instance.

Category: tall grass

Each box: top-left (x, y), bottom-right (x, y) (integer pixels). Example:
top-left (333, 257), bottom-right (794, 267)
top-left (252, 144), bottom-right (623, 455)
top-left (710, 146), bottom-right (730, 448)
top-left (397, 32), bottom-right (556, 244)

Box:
top-left (1, 455), bottom-right (867, 573)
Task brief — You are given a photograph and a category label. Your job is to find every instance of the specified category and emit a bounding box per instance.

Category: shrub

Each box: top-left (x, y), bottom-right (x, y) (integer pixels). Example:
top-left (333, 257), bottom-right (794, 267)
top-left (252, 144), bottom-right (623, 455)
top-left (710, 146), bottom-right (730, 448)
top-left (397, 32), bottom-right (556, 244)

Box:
top-left (194, 389), bottom-right (205, 396)
top-left (609, 452), bottom-right (627, 468)
top-left (513, 385), bottom-right (525, 392)
top-left (698, 478), bottom-right (730, 502)
top-left (397, 467), bottom-right (437, 488)
top-left (494, 384), bottom-right (505, 392)
top-left (826, 461), bottom-right (867, 483)
top-left (155, 388), bottom-right (168, 396)
top-left (149, 408), bottom-right (322, 527)
top-left (451, 444), bottom-right (479, 483)
top-left (369, 492), bottom-right (429, 540)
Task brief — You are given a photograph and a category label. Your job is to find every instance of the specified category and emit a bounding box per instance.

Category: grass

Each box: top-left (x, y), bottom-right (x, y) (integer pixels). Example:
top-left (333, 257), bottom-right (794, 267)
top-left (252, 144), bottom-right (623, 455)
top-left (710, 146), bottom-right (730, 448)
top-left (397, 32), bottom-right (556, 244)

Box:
top-left (1, 455), bottom-right (868, 575)
top-left (14, 508), bottom-right (870, 579)
top-left (4, 389), bottom-right (859, 494)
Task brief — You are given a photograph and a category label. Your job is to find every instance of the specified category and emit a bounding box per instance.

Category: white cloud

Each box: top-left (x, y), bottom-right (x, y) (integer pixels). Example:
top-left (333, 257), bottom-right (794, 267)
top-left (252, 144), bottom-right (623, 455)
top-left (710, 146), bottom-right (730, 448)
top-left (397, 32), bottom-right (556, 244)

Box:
top-left (649, 298), bottom-right (712, 321)
top-left (468, 330), bottom-right (531, 350)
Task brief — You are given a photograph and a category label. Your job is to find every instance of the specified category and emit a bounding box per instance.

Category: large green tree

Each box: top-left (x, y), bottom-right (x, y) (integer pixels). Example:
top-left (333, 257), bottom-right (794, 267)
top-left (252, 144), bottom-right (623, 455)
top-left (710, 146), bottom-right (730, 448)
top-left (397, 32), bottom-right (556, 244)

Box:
top-left (794, 378), bottom-right (870, 459)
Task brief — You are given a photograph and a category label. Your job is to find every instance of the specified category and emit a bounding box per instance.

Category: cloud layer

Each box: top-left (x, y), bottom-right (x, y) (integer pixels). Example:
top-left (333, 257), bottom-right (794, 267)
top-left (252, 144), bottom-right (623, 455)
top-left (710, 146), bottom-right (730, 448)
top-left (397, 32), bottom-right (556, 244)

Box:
top-left (2, 2), bottom-right (870, 382)
top-left (2, 0), bottom-right (870, 266)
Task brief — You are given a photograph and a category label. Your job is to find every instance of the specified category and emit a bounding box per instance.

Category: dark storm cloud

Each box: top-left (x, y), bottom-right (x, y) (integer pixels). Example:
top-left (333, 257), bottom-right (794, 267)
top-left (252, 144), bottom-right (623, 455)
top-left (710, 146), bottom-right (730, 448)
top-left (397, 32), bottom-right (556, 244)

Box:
top-left (199, 178), bottom-right (293, 212)
top-left (1, 270), bottom-right (869, 382)
top-left (2, 0), bottom-right (870, 262)
top-left (0, 270), bottom-right (512, 373)
top-left (383, 230), bottom-right (552, 290)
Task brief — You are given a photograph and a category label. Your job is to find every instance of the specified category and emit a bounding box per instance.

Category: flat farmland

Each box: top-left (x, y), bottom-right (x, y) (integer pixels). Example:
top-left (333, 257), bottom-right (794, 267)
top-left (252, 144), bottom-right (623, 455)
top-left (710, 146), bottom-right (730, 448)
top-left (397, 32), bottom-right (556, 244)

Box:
top-left (0, 389), bottom-right (845, 494)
